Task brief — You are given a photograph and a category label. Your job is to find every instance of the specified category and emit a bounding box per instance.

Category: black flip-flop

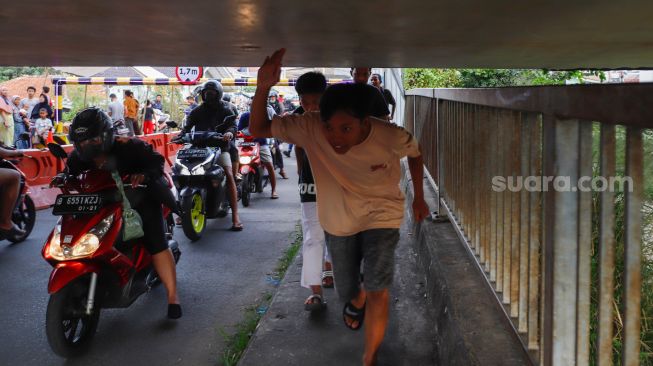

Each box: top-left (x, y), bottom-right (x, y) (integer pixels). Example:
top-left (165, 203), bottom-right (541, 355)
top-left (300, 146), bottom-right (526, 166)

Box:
top-left (343, 301), bottom-right (365, 331)
top-left (230, 223), bottom-right (244, 231)
top-left (304, 294), bottom-right (326, 312)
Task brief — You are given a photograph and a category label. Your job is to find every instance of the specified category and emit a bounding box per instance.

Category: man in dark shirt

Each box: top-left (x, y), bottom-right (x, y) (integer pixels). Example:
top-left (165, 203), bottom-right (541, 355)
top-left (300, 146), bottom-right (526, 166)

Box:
top-left (183, 80), bottom-right (242, 231)
top-left (350, 67), bottom-right (390, 120)
top-left (370, 73), bottom-right (396, 121)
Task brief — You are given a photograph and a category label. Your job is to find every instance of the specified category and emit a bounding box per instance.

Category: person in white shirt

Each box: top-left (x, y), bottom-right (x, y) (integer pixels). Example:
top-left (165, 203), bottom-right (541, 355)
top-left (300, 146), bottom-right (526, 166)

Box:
top-left (34, 108), bottom-right (53, 143)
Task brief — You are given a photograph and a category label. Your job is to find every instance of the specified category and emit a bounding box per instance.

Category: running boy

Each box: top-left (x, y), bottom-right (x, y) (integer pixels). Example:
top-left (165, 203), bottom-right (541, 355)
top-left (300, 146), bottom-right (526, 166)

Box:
top-left (249, 49), bottom-right (429, 366)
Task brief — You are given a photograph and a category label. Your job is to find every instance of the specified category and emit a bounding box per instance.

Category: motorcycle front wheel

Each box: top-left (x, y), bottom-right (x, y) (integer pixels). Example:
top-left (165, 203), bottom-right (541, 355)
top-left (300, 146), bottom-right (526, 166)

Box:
top-left (7, 195), bottom-right (36, 243)
top-left (241, 174), bottom-right (251, 207)
top-left (181, 192), bottom-right (206, 241)
top-left (46, 277), bottom-right (100, 358)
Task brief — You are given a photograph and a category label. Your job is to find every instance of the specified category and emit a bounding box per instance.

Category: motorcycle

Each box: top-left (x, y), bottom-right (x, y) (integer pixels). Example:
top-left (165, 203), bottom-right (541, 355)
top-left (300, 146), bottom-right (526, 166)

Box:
top-left (236, 130), bottom-right (269, 207)
top-left (170, 121), bottom-right (234, 241)
top-left (0, 151), bottom-right (36, 243)
top-left (42, 143), bottom-right (180, 358)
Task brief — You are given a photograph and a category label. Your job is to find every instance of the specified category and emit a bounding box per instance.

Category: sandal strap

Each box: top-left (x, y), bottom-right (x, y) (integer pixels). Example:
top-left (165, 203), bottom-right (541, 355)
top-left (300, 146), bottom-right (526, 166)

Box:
top-left (306, 294), bottom-right (324, 303)
top-left (322, 270), bottom-right (334, 278)
top-left (343, 302), bottom-right (365, 319)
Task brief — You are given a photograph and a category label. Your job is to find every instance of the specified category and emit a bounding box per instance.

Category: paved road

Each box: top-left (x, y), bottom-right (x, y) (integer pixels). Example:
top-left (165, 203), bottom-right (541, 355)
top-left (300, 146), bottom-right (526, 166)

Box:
top-left (0, 158), bottom-right (301, 366)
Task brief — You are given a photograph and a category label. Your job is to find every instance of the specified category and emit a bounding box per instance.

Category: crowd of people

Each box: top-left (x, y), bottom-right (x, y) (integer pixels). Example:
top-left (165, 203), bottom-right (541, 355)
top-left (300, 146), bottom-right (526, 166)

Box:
top-left (0, 62), bottom-right (406, 365)
top-left (0, 85), bottom-right (58, 149)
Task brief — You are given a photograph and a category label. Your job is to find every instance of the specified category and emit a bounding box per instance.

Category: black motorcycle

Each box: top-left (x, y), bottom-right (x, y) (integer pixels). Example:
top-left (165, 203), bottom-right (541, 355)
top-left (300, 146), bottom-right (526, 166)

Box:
top-left (170, 128), bottom-right (231, 241)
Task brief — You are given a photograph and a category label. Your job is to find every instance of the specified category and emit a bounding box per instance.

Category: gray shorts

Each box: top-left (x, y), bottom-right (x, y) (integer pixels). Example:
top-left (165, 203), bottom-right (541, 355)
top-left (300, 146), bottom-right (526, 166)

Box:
top-left (218, 152), bottom-right (231, 168)
top-left (259, 145), bottom-right (273, 164)
top-left (325, 228), bottom-right (400, 300)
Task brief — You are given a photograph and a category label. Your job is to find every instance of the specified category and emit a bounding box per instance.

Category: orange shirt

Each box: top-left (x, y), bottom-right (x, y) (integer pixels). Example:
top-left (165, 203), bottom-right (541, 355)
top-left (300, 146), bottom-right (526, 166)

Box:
top-left (123, 96), bottom-right (139, 119)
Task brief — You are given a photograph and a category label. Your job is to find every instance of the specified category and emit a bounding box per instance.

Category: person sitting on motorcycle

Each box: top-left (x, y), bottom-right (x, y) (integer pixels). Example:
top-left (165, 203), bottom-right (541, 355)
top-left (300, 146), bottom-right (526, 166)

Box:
top-left (63, 108), bottom-right (182, 319)
top-left (0, 145), bottom-right (25, 237)
top-left (182, 80), bottom-right (243, 231)
top-left (238, 106), bottom-right (279, 199)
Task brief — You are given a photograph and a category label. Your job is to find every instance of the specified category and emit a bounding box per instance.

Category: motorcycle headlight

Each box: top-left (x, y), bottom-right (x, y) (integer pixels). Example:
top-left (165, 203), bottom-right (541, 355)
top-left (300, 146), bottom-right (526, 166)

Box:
top-left (191, 165), bottom-right (205, 175)
top-left (175, 161), bottom-right (190, 175)
top-left (48, 214), bottom-right (114, 261)
top-left (239, 156), bottom-right (253, 165)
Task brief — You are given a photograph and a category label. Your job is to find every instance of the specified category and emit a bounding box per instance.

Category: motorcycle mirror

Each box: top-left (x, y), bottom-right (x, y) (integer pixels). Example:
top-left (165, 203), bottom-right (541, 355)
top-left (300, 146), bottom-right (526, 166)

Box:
top-left (47, 143), bottom-right (68, 160)
top-left (166, 121), bottom-right (178, 128)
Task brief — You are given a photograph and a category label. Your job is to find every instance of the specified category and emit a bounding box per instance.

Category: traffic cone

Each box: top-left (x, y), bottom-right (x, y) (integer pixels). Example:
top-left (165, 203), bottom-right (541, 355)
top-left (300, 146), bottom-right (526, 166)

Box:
top-left (46, 130), bottom-right (54, 144)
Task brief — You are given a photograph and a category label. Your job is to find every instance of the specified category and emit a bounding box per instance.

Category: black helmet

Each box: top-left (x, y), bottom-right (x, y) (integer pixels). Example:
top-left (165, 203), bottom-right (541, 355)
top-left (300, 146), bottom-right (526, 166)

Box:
top-left (200, 80), bottom-right (224, 106)
top-left (69, 107), bottom-right (114, 161)
top-left (222, 93), bottom-right (232, 103)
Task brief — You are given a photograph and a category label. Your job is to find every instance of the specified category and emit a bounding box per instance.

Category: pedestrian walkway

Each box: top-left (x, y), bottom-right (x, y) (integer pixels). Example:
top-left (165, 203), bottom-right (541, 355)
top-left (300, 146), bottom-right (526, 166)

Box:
top-left (239, 222), bottom-right (438, 366)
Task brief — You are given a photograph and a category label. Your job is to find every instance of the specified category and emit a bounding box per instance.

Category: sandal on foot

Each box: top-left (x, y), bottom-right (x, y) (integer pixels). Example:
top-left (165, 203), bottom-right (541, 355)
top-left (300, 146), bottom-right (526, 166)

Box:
top-left (304, 294), bottom-right (326, 312)
top-left (230, 223), bottom-right (244, 231)
top-left (321, 270), bottom-right (334, 288)
top-left (271, 193), bottom-right (279, 199)
top-left (343, 301), bottom-right (365, 331)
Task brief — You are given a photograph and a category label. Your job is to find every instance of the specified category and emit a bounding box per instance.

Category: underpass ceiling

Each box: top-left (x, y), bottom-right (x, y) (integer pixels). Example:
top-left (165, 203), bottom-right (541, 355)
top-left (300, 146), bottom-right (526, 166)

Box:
top-left (4, 0), bottom-right (653, 68)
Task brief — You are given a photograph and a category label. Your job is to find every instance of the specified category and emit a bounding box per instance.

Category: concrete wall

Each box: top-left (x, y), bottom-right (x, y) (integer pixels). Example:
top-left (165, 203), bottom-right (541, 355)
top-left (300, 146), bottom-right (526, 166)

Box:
top-left (400, 162), bottom-right (533, 366)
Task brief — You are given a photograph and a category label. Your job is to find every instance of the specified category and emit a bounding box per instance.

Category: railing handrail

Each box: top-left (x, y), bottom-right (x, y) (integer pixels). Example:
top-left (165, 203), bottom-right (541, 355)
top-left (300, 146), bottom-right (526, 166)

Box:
top-left (406, 83), bottom-right (653, 128)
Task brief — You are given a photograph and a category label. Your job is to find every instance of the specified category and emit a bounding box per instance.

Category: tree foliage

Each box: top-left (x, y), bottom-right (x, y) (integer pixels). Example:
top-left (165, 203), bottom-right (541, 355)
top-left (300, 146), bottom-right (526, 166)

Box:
top-left (404, 68), bottom-right (606, 89)
top-left (0, 67), bottom-right (46, 82)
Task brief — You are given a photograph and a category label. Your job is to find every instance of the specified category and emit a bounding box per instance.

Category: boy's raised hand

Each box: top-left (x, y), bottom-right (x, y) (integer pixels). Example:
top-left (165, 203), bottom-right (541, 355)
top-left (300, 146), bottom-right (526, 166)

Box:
top-left (257, 49), bottom-right (286, 90)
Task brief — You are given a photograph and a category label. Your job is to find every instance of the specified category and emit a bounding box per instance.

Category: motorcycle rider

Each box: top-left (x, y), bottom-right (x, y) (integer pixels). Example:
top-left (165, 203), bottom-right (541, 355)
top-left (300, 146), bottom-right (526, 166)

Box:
top-left (62, 108), bottom-right (182, 319)
top-left (182, 80), bottom-right (243, 231)
top-left (0, 145), bottom-right (26, 237)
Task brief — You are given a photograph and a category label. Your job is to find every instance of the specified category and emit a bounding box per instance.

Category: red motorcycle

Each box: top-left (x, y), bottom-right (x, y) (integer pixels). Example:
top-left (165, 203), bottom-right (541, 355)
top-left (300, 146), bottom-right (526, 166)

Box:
top-left (236, 131), bottom-right (269, 207)
top-left (0, 153), bottom-right (36, 243)
top-left (42, 144), bottom-right (180, 358)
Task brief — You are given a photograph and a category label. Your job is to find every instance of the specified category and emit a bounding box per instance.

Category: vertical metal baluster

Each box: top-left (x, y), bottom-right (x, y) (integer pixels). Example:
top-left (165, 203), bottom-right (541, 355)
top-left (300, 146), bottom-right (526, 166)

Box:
top-left (576, 121), bottom-right (593, 366)
top-left (519, 114), bottom-right (532, 333)
top-left (622, 127), bottom-right (643, 366)
top-left (597, 124), bottom-right (616, 366)
top-left (528, 113), bottom-right (542, 351)
top-left (477, 105), bottom-right (484, 262)
top-left (503, 110), bottom-right (512, 304)
top-left (511, 111), bottom-right (521, 317)
top-left (490, 109), bottom-right (498, 281)
top-left (551, 118), bottom-right (580, 365)
top-left (496, 111), bottom-right (505, 293)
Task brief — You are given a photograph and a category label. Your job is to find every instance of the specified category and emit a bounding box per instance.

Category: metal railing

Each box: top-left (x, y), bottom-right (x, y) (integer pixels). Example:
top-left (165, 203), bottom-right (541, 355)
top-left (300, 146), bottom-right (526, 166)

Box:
top-left (405, 84), bottom-right (652, 366)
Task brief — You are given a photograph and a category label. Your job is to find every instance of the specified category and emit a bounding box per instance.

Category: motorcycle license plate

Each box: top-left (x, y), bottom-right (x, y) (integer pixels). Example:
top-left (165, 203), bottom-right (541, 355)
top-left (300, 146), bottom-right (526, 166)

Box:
top-left (178, 148), bottom-right (209, 159)
top-left (240, 142), bottom-right (256, 147)
top-left (52, 194), bottom-right (103, 215)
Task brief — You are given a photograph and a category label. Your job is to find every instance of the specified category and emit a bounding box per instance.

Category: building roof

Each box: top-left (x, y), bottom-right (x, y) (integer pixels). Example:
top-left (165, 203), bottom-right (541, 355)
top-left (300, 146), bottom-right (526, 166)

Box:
top-left (0, 76), bottom-right (52, 99)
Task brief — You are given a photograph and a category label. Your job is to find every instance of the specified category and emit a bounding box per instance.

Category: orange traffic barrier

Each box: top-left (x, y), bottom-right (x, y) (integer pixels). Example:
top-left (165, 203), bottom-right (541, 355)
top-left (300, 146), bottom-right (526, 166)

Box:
top-left (21, 132), bottom-right (182, 209)
top-left (164, 131), bottom-right (182, 170)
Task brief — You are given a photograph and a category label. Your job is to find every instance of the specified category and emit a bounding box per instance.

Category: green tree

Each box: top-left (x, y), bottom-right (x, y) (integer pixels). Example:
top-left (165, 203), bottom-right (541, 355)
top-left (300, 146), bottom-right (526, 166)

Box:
top-left (404, 68), bottom-right (606, 89)
top-left (403, 68), bottom-right (461, 89)
top-left (0, 67), bottom-right (46, 82)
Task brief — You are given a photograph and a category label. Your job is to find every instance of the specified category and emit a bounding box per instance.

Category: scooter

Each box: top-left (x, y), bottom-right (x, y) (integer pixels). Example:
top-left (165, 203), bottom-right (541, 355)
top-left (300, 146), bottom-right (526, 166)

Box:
top-left (236, 130), bottom-right (269, 207)
top-left (0, 149), bottom-right (36, 243)
top-left (170, 123), bottom-right (233, 241)
top-left (42, 143), bottom-right (180, 358)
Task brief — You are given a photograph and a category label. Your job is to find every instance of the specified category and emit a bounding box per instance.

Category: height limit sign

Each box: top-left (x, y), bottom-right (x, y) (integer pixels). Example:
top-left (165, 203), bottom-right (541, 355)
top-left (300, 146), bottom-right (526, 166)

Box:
top-left (175, 66), bottom-right (204, 85)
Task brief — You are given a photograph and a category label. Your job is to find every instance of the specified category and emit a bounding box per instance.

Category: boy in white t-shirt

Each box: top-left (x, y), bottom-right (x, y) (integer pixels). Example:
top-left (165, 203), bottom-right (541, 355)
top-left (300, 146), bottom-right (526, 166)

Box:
top-left (249, 49), bottom-right (429, 366)
top-left (34, 108), bottom-right (53, 143)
